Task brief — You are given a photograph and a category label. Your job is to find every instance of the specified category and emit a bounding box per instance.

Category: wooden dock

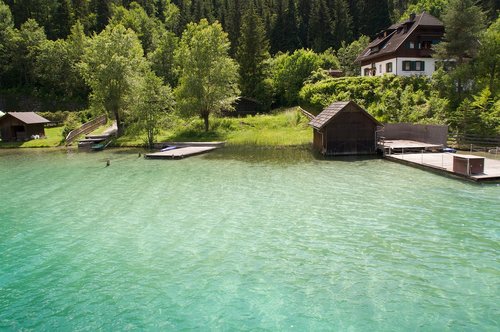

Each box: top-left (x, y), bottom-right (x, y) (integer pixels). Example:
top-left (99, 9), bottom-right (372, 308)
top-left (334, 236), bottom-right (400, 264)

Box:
top-left (385, 152), bottom-right (500, 182)
top-left (144, 146), bottom-right (218, 159)
top-left (382, 139), bottom-right (443, 151)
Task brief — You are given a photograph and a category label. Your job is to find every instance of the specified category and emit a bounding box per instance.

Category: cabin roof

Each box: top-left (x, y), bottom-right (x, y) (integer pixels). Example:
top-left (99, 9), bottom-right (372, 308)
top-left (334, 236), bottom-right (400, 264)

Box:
top-left (355, 12), bottom-right (444, 63)
top-left (2, 112), bottom-right (51, 124)
top-left (309, 101), bottom-right (382, 130)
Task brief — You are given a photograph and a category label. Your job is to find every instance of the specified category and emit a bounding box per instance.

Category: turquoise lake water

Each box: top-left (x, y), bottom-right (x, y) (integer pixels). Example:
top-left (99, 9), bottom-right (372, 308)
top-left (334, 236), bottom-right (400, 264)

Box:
top-left (0, 148), bottom-right (498, 331)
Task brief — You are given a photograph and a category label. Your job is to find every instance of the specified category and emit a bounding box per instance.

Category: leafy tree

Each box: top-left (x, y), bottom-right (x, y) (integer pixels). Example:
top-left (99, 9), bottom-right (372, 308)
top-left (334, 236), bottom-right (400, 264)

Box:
top-left (400, 0), bottom-right (449, 21)
top-left (130, 71), bottom-right (175, 148)
top-left (434, 0), bottom-right (486, 104)
top-left (110, 2), bottom-right (164, 54)
top-left (10, 19), bottom-right (47, 86)
top-left (72, 0), bottom-right (95, 33)
top-left (472, 87), bottom-right (500, 135)
top-left (477, 17), bottom-right (500, 94)
top-left (0, 0), bottom-right (15, 87)
top-left (34, 21), bottom-right (89, 100)
top-left (78, 24), bottom-right (148, 135)
top-left (336, 35), bottom-right (370, 76)
top-left (236, 2), bottom-right (271, 106)
top-left (156, 0), bottom-right (180, 31)
top-left (174, 19), bottom-right (239, 132)
top-left (269, 48), bottom-right (327, 106)
top-left (148, 29), bottom-right (178, 87)
top-left (435, 0), bottom-right (486, 63)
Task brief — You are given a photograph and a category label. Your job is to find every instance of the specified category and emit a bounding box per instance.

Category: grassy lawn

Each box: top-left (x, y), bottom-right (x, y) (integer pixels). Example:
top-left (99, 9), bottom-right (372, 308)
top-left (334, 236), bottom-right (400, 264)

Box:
top-left (114, 108), bottom-right (312, 148)
top-left (0, 126), bottom-right (64, 148)
top-left (1, 109), bottom-right (312, 149)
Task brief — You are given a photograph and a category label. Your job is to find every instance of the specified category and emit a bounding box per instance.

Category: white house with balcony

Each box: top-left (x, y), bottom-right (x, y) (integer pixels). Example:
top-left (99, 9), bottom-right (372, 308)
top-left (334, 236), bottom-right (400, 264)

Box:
top-left (356, 12), bottom-right (444, 77)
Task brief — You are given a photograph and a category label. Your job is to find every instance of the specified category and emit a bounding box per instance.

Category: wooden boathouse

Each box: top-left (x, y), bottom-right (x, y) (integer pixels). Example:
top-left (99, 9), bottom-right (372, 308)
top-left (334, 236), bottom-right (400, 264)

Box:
top-left (0, 112), bottom-right (50, 141)
top-left (309, 101), bottom-right (382, 155)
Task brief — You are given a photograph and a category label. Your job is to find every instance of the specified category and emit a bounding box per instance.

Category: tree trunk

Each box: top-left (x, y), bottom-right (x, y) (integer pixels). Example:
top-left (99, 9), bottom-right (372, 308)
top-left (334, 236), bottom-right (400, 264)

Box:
top-left (114, 109), bottom-right (122, 136)
top-left (202, 111), bottom-right (209, 132)
top-left (490, 63), bottom-right (496, 95)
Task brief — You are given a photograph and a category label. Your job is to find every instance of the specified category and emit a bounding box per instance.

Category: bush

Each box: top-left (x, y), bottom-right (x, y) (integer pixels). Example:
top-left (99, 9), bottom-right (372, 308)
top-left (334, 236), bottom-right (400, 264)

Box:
top-left (61, 113), bottom-right (81, 139)
top-left (299, 75), bottom-right (449, 125)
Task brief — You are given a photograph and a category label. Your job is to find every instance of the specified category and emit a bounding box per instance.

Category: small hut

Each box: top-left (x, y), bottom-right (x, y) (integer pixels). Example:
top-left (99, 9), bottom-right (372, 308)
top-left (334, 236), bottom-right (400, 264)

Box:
top-left (309, 101), bottom-right (382, 155)
top-left (223, 97), bottom-right (263, 117)
top-left (0, 112), bottom-right (50, 141)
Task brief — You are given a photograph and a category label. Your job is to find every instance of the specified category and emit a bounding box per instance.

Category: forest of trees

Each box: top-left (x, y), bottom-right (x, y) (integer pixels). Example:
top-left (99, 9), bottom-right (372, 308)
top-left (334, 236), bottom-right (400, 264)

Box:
top-left (0, 0), bottom-right (498, 141)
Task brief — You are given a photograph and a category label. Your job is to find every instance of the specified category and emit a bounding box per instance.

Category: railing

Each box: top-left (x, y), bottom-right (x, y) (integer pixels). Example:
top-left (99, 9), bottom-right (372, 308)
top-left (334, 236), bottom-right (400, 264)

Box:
top-left (448, 133), bottom-right (500, 147)
top-left (65, 114), bottom-right (107, 145)
top-left (298, 106), bottom-right (315, 121)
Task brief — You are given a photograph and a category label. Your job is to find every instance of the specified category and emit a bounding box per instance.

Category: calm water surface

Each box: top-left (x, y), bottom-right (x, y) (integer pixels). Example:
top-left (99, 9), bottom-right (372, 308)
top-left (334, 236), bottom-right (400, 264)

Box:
top-left (0, 148), bottom-right (498, 331)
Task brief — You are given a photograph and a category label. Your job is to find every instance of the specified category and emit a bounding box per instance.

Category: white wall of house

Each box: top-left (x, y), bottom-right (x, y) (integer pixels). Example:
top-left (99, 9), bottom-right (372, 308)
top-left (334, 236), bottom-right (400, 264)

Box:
top-left (361, 57), bottom-right (437, 77)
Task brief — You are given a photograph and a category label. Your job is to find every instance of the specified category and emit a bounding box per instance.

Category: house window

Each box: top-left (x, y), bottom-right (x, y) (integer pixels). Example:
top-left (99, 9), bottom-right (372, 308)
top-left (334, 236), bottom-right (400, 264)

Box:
top-left (379, 64), bottom-right (382, 73)
top-left (402, 60), bottom-right (425, 71)
top-left (403, 61), bottom-right (412, 71)
top-left (409, 41), bottom-right (415, 49)
top-left (364, 68), bottom-right (370, 76)
top-left (386, 62), bottom-right (393, 73)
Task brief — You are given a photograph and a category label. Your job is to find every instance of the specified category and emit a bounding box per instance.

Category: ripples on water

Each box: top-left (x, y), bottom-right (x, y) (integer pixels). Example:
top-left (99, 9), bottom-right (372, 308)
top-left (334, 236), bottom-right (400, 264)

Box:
top-left (0, 148), bottom-right (498, 330)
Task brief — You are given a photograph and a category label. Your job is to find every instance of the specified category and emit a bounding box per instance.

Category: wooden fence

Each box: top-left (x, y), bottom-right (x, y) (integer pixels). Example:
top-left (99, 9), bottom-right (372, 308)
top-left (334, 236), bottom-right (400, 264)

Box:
top-left (65, 114), bottom-right (107, 145)
top-left (448, 134), bottom-right (500, 147)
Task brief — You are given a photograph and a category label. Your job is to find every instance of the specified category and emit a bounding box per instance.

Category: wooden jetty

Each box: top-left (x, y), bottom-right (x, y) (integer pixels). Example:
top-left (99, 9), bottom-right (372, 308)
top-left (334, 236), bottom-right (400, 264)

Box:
top-left (385, 152), bottom-right (500, 182)
top-left (382, 139), bottom-right (442, 152)
top-left (78, 122), bottom-right (117, 151)
top-left (145, 146), bottom-right (218, 159)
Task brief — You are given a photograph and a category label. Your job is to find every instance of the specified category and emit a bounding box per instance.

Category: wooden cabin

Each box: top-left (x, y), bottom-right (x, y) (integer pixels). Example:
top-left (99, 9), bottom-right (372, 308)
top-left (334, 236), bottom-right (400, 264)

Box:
top-left (309, 101), bottom-right (382, 155)
top-left (223, 97), bottom-right (263, 117)
top-left (0, 112), bottom-right (50, 141)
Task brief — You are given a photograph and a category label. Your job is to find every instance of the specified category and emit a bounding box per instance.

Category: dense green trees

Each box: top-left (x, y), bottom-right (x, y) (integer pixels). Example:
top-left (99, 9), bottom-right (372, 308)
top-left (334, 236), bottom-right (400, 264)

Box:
top-left (0, 0), bottom-right (498, 141)
top-left (269, 49), bottom-right (338, 106)
top-left (336, 35), bottom-right (370, 77)
top-left (78, 24), bottom-right (148, 135)
top-left (299, 75), bottom-right (448, 124)
top-left (174, 19), bottom-right (239, 131)
top-left (130, 71), bottom-right (174, 148)
top-left (236, 3), bottom-right (270, 107)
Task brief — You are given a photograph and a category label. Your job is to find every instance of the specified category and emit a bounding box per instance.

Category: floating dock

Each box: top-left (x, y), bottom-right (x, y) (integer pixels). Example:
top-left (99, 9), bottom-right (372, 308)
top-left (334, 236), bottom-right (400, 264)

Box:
top-left (385, 152), bottom-right (500, 182)
top-left (144, 142), bottom-right (224, 159)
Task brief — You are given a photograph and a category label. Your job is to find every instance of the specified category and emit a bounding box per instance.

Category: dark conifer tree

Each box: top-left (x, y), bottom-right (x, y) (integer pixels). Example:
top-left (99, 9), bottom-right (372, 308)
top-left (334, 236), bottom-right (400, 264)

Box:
top-left (91, 0), bottom-right (113, 32)
top-left (51, 0), bottom-right (73, 39)
top-left (329, 0), bottom-right (353, 48)
top-left (270, 0), bottom-right (300, 53)
top-left (358, 0), bottom-right (391, 37)
top-left (308, 0), bottom-right (333, 52)
top-left (236, 1), bottom-right (270, 101)
top-left (297, 0), bottom-right (311, 48)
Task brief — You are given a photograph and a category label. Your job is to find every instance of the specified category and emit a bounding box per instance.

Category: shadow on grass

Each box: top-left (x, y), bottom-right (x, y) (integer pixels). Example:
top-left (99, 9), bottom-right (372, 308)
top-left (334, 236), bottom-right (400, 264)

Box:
top-left (0, 141), bottom-right (23, 148)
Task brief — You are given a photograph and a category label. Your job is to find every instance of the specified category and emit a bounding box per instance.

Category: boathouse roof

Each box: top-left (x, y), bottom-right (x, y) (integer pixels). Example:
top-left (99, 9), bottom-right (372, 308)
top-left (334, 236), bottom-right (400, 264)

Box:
top-left (309, 101), bottom-right (381, 130)
top-left (2, 112), bottom-right (51, 124)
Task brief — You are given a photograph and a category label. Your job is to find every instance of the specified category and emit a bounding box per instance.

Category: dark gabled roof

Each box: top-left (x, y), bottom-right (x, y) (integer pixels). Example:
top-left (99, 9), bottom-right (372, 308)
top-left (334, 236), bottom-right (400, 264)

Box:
top-left (355, 12), bottom-right (444, 63)
top-left (309, 101), bottom-right (382, 130)
top-left (3, 112), bottom-right (51, 124)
